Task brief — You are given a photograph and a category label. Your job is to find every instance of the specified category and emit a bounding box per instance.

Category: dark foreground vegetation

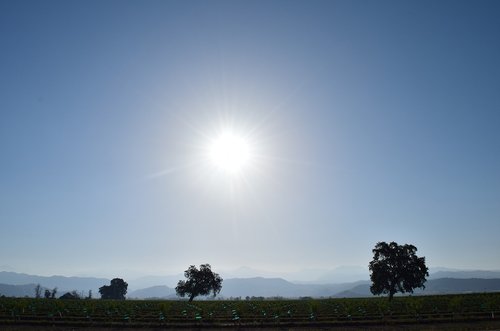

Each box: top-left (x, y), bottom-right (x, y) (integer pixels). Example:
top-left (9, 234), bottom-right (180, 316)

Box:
top-left (1, 293), bottom-right (500, 329)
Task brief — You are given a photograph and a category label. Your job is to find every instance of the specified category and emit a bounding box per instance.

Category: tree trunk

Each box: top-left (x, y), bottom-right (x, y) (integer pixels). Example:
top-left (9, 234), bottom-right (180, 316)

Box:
top-left (388, 283), bottom-right (396, 301)
top-left (189, 293), bottom-right (195, 302)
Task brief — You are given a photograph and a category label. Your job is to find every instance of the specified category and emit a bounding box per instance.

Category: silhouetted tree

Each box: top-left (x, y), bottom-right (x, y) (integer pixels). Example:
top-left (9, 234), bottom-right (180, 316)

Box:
top-left (86, 289), bottom-right (92, 299)
top-left (99, 278), bottom-right (128, 300)
top-left (51, 287), bottom-right (57, 299)
top-left (369, 241), bottom-right (429, 301)
top-left (44, 289), bottom-right (51, 299)
top-left (34, 284), bottom-right (42, 298)
top-left (176, 264), bottom-right (223, 302)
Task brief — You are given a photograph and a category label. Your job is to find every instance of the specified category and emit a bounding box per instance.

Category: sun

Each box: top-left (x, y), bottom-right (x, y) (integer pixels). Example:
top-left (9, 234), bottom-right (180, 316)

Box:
top-left (208, 131), bottom-right (252, 175)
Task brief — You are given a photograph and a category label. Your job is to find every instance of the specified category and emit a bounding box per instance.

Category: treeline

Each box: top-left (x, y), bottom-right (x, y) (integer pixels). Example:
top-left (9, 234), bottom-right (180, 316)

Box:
top-left (25, 278), bottom-right (124, 300)
top-left (29, 284), bottom-right (93, 300)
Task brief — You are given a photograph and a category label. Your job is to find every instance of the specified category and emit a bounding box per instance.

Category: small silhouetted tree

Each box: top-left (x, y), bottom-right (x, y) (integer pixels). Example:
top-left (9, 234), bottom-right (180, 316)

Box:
top-left (34, 284), bottom-right (42, 298)
top-left (99, 278), bottom-right (128, 300)
top-left (44, 289), bottom-right (51, 298)
top-left (176, 264), bottom-right (223, 302)
top-left (369, 241), bottom-right (429, 301)
top-left (51, 287), bottom-right (57, 299)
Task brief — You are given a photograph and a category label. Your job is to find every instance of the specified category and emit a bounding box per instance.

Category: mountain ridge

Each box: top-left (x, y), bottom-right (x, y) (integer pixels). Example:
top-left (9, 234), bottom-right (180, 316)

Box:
top-left (2, 269), bottom-right (500, 299)
top-left (0, 271), bottom-right (109, 296)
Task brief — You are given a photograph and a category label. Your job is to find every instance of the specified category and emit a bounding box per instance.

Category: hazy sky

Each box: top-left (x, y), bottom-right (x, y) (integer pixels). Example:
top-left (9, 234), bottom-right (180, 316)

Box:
top-left (1, 0), bottom-right (499, 279)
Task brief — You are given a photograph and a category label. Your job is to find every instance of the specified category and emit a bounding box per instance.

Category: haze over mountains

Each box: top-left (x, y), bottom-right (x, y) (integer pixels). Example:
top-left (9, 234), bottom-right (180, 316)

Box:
top-left (1, 268), bottom-right (500, 299)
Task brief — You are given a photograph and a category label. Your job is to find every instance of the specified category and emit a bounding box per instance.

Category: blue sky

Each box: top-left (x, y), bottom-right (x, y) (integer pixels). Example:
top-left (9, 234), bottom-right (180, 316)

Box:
top-left (1, 0), bottom-right (499, 279)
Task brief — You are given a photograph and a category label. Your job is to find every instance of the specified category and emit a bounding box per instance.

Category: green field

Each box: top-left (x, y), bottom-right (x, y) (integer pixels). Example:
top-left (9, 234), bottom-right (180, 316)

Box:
top-left (1, 293), bottom-right (500, 329)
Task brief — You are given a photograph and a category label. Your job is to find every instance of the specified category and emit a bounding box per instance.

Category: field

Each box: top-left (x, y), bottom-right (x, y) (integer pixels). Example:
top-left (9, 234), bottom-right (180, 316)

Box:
top-left (1, 293), bottom-right (500, 330)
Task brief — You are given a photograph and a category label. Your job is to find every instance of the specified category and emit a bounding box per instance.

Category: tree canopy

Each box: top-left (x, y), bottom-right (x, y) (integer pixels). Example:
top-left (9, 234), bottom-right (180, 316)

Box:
top-left (176, 264), bottom-right (223, 302)
top-left (369, 241), bottom-right (429, 300)
top-left (99, 278), bottom-right (128, 300)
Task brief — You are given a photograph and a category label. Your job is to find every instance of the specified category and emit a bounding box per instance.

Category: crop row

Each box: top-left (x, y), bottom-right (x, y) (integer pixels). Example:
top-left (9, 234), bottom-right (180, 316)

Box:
top-left (0, 292), bottom-right (499, 327)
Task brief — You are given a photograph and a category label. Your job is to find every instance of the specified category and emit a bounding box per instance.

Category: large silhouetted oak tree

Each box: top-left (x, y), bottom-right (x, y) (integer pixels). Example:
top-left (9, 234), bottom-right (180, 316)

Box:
top-left (99, 278), bottom-right (128, 300)
top-left (369, 241), bottom-right (428, 301)
top-left (176, 264), bottom-right (222, 302)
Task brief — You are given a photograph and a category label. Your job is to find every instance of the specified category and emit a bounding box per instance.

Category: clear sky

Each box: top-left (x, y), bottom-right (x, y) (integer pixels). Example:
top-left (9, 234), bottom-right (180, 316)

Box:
top-left (1, 0), bottom-right (499, 279)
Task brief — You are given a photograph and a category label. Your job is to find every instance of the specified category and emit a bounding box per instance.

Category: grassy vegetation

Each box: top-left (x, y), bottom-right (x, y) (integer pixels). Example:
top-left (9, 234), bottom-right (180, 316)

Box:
top-left (1, 292), bottom-right (500, 329)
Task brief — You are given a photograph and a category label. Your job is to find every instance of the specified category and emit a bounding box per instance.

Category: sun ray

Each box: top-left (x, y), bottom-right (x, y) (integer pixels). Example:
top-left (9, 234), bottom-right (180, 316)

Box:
top-left (146, 162), bottom-right (199, 179)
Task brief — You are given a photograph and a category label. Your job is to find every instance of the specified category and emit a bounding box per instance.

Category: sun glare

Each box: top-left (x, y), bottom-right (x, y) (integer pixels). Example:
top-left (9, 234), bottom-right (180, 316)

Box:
top-left (208, 131), bottom-right (252, 175)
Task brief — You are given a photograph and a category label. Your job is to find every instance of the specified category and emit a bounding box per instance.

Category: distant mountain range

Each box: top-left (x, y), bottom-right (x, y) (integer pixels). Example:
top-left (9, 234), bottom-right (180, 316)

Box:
top-left (0, 283), bottom-right (43, 297)
top-left (0, 271), bottom-right (109, 296)
top-left (2, 269), bottom-right (500, 299)
top-left (128, 277), bottom-right (500, 300)
top-left (219, 278), bottom-right (369, 299)
top-left (429, 270), bottom-right (500, 279)
top-left (128, 286), bottom-right (176, 299)
top-left (334, 278), bottom-right (500, 298)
